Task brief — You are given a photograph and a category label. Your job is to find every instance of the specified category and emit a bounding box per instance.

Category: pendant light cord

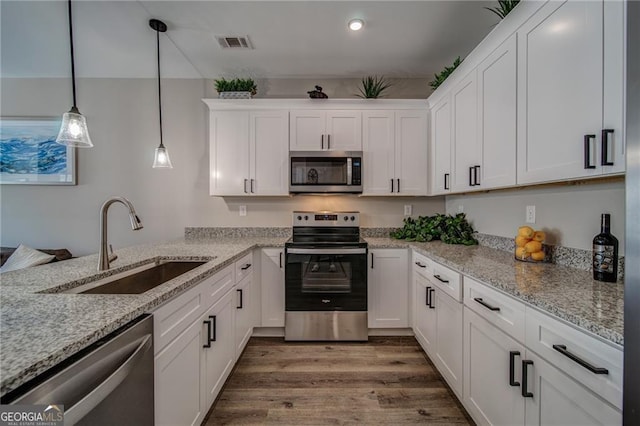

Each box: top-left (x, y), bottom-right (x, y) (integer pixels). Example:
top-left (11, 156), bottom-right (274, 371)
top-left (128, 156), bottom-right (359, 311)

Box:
top-left (67, 0), bottom-right (77, 109)
top-left (156, 28), bottom-right (164, 148)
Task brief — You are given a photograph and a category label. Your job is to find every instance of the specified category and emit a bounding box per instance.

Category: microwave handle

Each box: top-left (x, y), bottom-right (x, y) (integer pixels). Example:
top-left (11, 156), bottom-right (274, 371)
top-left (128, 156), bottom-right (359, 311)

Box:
top-left (347, 158), bottom-right (352, 185)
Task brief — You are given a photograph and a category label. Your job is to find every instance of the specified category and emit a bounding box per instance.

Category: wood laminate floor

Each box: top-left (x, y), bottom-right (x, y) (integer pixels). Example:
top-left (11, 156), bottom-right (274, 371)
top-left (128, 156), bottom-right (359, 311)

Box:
top-left (203, 337), bottom-right (473, 425)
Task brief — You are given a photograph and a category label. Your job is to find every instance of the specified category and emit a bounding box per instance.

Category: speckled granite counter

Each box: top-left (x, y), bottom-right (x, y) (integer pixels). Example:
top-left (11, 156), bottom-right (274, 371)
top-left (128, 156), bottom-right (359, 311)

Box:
top-left (0, 236), bottom-right (288, 397)
top-left (366, 238), bottom-right (624, 347)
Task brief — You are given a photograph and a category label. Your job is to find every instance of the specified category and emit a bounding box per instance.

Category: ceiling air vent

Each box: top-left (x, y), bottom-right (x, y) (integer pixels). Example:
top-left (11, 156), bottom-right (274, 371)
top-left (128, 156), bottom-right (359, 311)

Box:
top-left (216, 36), bottom-right (253, 49)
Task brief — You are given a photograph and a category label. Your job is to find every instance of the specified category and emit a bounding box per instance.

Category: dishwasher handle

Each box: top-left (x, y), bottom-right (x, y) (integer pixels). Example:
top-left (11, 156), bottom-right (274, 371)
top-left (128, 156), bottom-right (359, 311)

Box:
top-left (65, 334), bottom-right (152, 425)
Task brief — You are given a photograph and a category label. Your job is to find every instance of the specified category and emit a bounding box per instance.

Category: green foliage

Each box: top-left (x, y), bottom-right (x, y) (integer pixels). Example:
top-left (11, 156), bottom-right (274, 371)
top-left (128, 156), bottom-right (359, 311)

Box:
top-left (214, 78), bottom-right (257, 95)
top-left (485, 0), bottom-right (520, 20)
top-left (429, 57), bottom-right (462, 91)
top-left (356, 76), bottom-right (392, 99)
top-left (390, 213), bottom-right (478, 245)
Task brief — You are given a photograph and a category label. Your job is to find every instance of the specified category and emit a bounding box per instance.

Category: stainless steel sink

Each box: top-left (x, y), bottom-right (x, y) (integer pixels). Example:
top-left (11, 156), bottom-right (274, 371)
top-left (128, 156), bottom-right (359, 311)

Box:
top-left (64, 261), bottom-right (207, 294)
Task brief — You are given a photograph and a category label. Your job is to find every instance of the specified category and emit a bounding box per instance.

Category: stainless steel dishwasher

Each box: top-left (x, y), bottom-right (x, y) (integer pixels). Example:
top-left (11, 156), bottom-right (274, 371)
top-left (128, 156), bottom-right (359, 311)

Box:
top-left (1, 314), bottom-right (154, 425)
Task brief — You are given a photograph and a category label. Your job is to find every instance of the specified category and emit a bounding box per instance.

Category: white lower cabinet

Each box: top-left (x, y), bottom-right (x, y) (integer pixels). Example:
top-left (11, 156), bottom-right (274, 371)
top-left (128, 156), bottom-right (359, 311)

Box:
top-left (234, 272), bottom-right (255, 358)
top-left (260, 248), bottom-right (285, 327)
top-left (413, 269), bottom-right (436, 356)
top-left (433, 288), bottom-right (463, 397)
top-left (368, 249), bottom-right (409, 328)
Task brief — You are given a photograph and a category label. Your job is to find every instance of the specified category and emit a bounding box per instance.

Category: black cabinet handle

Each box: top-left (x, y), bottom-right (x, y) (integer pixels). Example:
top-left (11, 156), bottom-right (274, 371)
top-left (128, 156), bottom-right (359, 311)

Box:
top-left (415, 261), bottom-right (427, 268)
top-left (279, 252), bottom-right (282, 268)
top-left (243, 178), bottom-right (249, 193)
top-left (584, 134), bottom-right (596, 169)
top-left (321, 134), bottom-right (324, 149)
top-left (521, 360), bottom-right (533, 397)
top-left (509, 351), bottom-right (521, 387)
top-left (371, 252), bottom-right (374, 268)
top-left (474, 166), bottom-right (481, 186)
top-left (428, 288), bottom-right (435, 309)
top-left (210, 315), bottom-right (217, 342)
top-left (237, 289), bottom-right (243, 309)
top-left (469, 166), bottom-right (474, 186)
top-left (390, 179), bottom-right (394, 193)
top-left (444, 173), bottom-right (449, 190)
top-left (425, 286), bottom-right (431, 306)
top-left (601, 129), bottom-right (614, 166)
top-left (474, 297), bottom-right (501, 312)
top-left (397, 178), bottom-right (400, 193)
top-left (433, 274), bottom-right (449, 283)
top-left (327, 134), bottom-right (331, 150)
top-left (241, 263), bottom-right (252, 270)
top-left (552, 344), bottom-right (609, 374)
top-left (203, 319), bottom-right (212, 348)
top-left (250, 179), bottom-right (255, 193)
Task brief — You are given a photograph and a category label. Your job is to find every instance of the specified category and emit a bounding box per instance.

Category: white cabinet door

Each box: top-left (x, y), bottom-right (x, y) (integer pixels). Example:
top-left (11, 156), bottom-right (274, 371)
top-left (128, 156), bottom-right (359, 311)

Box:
top-left (524, 351), bottom-right (621, 426)
top-left (201, 289), bottom-right (235, 409)
top-left (368, 249), bottom-right (409, 328)
top-left (326, 111), bottom-right (362, 150)
top-left (209, 111), bottom-right (250, 196)
top-left (155, 316), bottom-right (206, 426)
top-left (289, 110), bottom-right (326, 151)
top-left (250, 111), bottom-right (289, 195)
top-left (234, 274), bottom-right (254, 358)
top-left (413, 272), bottom-right (436, 357)
top-left (434, 288), bottom-right (463, 398)
top-left (451, 71), bottom-right (479, 192)
top-left (261, 248), bottom-right (285, 327)
top-left (429, 95), bottom-right (452, 195)
top-left (395, 110), bottom-right (428, 195)
top-left (478, 34), bottom-right (517, 190)
top-left (516, 0), bottom-right (605, 183)
top-left (463, 306), bottom-right (525, 426)
top-left (362, 110), bottom-right (395, 195)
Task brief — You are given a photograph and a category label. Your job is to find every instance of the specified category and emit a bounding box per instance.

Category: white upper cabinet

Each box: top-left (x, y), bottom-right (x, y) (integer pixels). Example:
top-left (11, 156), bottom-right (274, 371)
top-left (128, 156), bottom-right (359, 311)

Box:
top-left (363, 110), bottom-right (428, 195)
top-left (209, 110), bottom-right (289, 196)
top-left (429, 95), bottom-right (452, 195)
top-left (451, 71), bottom-right (479, 192)
top-left (477, 34), bottom-right (517, 189)
top-left (290, 110), bottom-right (362, 151)
top-left (516, 0), bottom-right (625, 184)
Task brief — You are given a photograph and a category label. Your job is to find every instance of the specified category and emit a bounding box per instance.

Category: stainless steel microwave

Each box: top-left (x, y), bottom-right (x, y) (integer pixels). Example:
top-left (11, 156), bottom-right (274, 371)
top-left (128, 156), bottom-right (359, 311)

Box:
top-left (289, 151), bottom-right (363, 193)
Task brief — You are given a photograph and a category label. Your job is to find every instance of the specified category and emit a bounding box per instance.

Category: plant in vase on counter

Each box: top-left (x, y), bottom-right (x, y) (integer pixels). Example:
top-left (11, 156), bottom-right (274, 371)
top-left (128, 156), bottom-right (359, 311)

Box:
top-left (390, 213), bottom-right (478, 245)
top-left (214, 78), bottom-right (257, 99)
top-left (515, 226), bottom-right (546, 262)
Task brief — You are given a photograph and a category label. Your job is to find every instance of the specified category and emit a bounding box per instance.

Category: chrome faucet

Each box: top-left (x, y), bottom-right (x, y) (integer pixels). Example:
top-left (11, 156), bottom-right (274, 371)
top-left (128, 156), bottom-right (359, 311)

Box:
top-left (98, 197), bottom-right (143, 271)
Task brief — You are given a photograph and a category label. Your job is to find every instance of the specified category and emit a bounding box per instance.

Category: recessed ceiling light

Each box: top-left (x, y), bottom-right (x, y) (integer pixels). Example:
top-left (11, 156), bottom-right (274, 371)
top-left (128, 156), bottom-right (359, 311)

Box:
top-left (348, 19), bottom-right (364, 31)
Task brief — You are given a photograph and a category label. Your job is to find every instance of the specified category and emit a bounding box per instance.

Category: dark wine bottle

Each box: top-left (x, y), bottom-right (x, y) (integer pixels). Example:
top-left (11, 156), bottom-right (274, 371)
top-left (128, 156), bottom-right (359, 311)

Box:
top-left (593, 213), bottom-right (618, 282)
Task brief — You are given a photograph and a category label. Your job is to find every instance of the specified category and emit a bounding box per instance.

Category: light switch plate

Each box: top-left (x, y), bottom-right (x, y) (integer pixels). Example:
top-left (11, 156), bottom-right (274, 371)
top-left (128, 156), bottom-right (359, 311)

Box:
top-left (239, 205), bottom-right (247, 217)
top-left (404, 205), bottom-right (412, 216)
top-left (526, 205), bottom-right (536, 223)
top-left (457, 205), bottom-right (464, 213)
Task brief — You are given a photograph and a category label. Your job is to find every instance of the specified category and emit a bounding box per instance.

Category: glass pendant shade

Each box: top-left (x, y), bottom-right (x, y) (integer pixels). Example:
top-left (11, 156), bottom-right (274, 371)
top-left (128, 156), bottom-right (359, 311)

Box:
top-left (56, 106), bottom-right (93, 147)
top-left (152, 144), bottom-right (173, 168)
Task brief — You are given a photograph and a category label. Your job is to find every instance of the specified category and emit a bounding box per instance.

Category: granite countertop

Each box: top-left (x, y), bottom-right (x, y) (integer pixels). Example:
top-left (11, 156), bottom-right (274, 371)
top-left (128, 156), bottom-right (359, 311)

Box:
top-left (0, 235), bottom-right (624, 397)
top-left (366, 238), bottom-right (624, 347)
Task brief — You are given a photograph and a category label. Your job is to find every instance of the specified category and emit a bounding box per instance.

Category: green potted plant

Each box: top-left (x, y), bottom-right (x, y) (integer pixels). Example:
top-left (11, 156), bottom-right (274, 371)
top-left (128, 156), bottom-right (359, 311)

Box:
top-left (356, 76), bottom-right (392, 99)
top-left (214, 78), bottom-right (257, 99)
top-left (429, 56), bottom-right (462, 91)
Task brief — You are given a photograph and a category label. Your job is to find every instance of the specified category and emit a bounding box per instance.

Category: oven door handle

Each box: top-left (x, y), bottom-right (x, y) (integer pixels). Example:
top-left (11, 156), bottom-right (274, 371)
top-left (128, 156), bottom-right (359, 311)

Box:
top-left (286, 248), bottom-right (367, 255)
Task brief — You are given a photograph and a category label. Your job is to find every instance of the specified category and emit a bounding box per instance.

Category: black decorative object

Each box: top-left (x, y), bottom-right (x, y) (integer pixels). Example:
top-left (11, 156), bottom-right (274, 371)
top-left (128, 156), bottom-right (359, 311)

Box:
top-left (307, 85), bottom-right (328, 99)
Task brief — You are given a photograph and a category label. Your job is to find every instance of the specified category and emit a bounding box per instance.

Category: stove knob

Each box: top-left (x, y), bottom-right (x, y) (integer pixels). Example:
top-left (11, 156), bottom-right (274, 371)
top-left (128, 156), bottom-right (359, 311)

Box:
top-left (297, 215), bottom-right (302, 221)
top-left (344, 216), bottom-right (349, 221)
top-left (304, 215), bottom-right (309, 221)
top-left (350, 216), bottom-right (356, 221)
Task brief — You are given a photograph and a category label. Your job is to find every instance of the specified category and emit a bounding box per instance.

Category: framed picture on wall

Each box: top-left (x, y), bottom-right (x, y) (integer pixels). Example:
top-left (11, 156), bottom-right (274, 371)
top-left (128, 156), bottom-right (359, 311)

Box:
top-left (0, 117), bottom-right (77, 185)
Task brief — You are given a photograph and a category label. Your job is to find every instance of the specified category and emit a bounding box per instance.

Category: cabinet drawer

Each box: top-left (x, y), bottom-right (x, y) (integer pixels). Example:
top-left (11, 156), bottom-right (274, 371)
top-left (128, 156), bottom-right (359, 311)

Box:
top-left (464, 276), bottom-right (525, 343)
top-left (427, 261), bottom-right (462, 301)
top-left (153, 281), bottom-right (204, 354)
top-left (412, 251), bottom-right (433, 278)
top-left (525, 307), bottom-right (623, 410)
top-left (235, 252), bottom-right (254, 282)
top-left (201, 264), bottom-right (235, 308)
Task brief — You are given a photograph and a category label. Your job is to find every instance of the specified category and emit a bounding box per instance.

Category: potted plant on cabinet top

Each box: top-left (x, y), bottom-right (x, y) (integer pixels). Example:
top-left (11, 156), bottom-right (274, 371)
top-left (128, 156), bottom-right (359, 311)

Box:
top-left (214, 78), bottom-right (257, 99)
top-left (429, 56), bottom-right (462, 91)
top-left (356, 75), bottom-right (392, 99)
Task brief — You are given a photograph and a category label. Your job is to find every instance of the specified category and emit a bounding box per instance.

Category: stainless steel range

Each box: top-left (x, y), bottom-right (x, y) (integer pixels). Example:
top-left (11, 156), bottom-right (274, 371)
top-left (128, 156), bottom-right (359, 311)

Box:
top-left (284, 211), bottom-right (368, 341)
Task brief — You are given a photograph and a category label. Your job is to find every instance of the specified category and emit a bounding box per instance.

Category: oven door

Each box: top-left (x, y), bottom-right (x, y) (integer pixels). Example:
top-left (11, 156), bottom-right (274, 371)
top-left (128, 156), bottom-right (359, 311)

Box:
top-left (285, 247), bottom-right (367, 311)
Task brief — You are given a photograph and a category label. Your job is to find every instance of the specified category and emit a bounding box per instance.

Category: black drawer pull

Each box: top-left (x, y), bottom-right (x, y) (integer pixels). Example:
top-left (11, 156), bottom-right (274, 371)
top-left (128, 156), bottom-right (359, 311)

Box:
top-left (203, 319), bottom-right (212, 348)
top-left (552, 344), bottom-right (609, 374)
top-left (371, 252), bottom-right (374, 269)
top-left (444, 173), bottom-right (449, 190)
top-left (522, 360), bottom-right (533, 398)
top-left (279, 252), bottom-right (282, 268)
top-left (237, 289), bottom-right (243, 309)
top-left (509, 351), bottom-right (521, 387)
top-left (469, 166), bottom-right (474, 186)
top-left (601, 129), bottom-right (614, 166)
top-left (584, 134), bottom-right (596, 169)
top-left (210, 315), bottom-right (217, 342)
top-left (390, 179), bottom-right (394, 193)
top-left (427, 288), bottom-right (435, 309)
top-left (397, 178), bottom-right (400, 193)
top-left (474, 297), bottom-right (501, 312)
top-left (474, 165), bottom-right (481, 186)
top-left (241, 263), bottom-right (252, 270)
top-left (415, 261), bottom-right (427, 268)
top-left (425, 286), bottom-right (431, 306)
top-left (433, 274), bottom-right (449, 283)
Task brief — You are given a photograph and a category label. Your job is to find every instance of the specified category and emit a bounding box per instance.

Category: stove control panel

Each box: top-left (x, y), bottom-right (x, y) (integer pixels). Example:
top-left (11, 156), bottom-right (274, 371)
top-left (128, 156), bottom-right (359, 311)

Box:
top-left (292, 211), bottom-right (360, 227)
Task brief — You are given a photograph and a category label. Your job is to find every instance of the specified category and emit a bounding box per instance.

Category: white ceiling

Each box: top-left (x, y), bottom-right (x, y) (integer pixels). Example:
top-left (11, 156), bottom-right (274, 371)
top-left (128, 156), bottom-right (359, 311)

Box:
top-left (1, 0), bottom-right (499, 79)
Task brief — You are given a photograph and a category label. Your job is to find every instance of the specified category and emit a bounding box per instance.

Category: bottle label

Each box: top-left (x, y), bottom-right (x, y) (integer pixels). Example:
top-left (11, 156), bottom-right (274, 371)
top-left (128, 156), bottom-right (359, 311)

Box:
top-left (593, 244), bottom-right (615, 273)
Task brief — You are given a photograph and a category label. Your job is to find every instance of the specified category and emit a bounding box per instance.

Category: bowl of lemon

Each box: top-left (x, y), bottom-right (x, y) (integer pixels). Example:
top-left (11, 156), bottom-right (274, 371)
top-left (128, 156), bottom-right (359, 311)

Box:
top-left (515, 226), bottom-right (548, 262)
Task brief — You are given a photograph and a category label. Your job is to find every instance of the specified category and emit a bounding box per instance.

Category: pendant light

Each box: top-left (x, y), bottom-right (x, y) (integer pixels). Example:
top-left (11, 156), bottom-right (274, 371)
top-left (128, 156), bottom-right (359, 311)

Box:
top-left (150, 19), bottom-right (173, 169)
top-left (56, 0), bottom-right (92, 147)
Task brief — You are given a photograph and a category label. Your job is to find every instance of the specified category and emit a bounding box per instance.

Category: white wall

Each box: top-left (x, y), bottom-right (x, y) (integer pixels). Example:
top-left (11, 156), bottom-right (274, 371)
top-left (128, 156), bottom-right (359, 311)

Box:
top-left (445, 179), bottom-right (626, 253)
top-left (1, 77), bottom-right (444, 256)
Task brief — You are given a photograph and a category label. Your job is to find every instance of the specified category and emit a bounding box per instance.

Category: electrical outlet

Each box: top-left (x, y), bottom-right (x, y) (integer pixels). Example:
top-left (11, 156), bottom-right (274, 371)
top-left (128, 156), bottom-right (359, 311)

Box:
top-left (457, 205), bottom-right (464, 213)
top-left (239, 205), bottom-right (247, 217)
top-left (526, 205), bottom-right (536, 223)
top-left (404, 205), bottom-right (412, 216)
